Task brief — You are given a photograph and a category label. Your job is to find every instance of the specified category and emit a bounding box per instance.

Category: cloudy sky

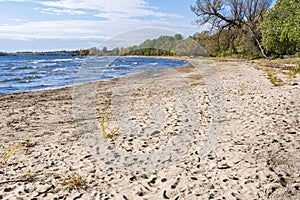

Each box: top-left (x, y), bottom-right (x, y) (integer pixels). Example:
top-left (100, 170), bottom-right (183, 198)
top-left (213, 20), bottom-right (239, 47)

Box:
top-left (0, 0), bottom-right (201, 52)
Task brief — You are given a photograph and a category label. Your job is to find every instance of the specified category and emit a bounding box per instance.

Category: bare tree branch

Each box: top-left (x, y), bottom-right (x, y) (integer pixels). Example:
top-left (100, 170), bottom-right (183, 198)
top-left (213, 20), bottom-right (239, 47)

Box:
top-left (191, 0), bottom-right (274, 57)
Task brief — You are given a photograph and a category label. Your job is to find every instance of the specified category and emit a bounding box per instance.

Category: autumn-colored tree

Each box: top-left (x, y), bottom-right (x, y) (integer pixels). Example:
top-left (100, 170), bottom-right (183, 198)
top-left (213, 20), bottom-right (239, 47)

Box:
top-left (191, 0), bottom-right (274, 57)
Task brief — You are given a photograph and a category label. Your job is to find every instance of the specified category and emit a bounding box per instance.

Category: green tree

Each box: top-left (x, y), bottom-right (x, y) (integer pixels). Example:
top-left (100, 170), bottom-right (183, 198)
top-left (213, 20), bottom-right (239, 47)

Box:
top-left (261, 0), bottom-right (300, 55)
top-left (174, 34), bottom-right (183, 41)
top-left (113, 47), bottom-right (120, 55)
top-left (102, 47), bottom-right (107, 54)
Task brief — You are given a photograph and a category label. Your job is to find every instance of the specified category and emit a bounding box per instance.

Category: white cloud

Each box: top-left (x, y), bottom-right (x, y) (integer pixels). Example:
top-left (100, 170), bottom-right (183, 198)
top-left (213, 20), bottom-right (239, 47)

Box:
top-left (38, 0), bottom-right (181, 19)
top-left (0, 0), bottom-right (34, 2)
top-left (40, 0), bottom-right (150, 12)
top-left (0, 20), bottom-right (106, 40)
top-left (11, 18), bottom-right (28, 22)
top-left (1, 0), bottom-right (181, 19)
top-left (0, 0), bottom-right (198, 50)
top-left (0, 18), bottom-right (169, 40)
top-left (37, 7), bottom-right (86, 15)
top-left (0, 17), bottom-right (193, 43)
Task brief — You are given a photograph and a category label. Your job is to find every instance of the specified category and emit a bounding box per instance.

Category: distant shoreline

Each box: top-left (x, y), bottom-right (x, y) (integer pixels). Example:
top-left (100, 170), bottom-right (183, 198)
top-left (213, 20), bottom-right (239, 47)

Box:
top-left (0, 51), bottom-right (184, 58)
top-left (0, 50), bottom-right (79, 57)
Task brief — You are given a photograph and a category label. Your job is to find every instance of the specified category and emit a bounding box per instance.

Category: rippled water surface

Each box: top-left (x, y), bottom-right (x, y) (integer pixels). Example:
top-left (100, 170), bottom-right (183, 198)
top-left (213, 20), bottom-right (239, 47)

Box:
top-left (0, 56), bottom-right (189, 94)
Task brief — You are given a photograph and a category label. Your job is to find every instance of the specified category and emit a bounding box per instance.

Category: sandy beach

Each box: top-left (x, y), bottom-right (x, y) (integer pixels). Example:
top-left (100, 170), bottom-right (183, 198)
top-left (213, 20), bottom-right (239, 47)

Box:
top-left (0, 58), bottom-right (299, 199)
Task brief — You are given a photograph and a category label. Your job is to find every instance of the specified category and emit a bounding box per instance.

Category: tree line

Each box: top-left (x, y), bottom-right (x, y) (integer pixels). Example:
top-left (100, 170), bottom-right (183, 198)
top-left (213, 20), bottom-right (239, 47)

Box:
top-left (0, 51), bottom-right (78, 56)
top-left (78, 33), bottom-right (208, 57)
top-left (191, 0), bottom-right (299, 58)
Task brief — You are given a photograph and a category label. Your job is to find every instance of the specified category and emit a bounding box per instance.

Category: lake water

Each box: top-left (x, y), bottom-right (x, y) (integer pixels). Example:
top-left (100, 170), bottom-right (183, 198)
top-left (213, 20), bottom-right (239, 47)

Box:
top-left (0, 56), bottom-right (189, 94)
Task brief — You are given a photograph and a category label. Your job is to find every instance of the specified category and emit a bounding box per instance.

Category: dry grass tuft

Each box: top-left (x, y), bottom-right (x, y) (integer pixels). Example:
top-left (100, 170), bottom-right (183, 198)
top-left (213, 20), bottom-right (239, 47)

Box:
top-left (99, 107), bottom-right (121, 139)
top-left (61, 173), bottom-right (87, 191)
top-left (0, 143), bottom-right (25, 165)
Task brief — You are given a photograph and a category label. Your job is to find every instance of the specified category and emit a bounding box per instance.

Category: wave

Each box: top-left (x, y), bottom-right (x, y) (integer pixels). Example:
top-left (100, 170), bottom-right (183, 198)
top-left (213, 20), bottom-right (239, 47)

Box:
top-left (51, 58), bottom-right (73, 62)
top-left (40, 63), bottom-right (57, 67)
top-left (20, 79), bottom-right (29, 83)
top-left (17, 66), bottom-right (36, 70)
top-left (31, 71), bottom-right (48, 74)
top-left (52, 68), bottom-right (67, 72)
top-left (29, 59), bottom-right (47, 64)
top-left (0, 56), bottom-right (189, 94)
top-left (3, 67), bottom-right (17, 70)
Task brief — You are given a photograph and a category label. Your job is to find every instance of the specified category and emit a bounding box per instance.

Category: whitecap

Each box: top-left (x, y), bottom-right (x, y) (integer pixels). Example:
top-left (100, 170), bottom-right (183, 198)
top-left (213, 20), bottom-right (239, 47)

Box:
top-left (52, 68), bottom-right (67, 72)
top-left (52, 58), bottom-right (73, 62)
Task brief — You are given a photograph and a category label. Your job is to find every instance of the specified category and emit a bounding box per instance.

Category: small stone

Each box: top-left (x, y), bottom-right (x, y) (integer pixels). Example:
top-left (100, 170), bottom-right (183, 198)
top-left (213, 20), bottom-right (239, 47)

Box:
top-left (148, 177), bottom-right (157, 185)
top-left (161, 178), bottom-right (167, 182)
top-left (87, 169), bottom-right (96, 173)
top-left (137, 191), bottom-right (143, 196)
top-left (129, 176), bottom-right (136, 181)
top-left (218, 163), bottom-right (231, 169)
top-left (4, 187), bottom-right (12, 192)
top-left (163, 190), bottom-right (169, 199)
top-left (141, 174), bottom-right (148, 179)
top-left (151, 131), bottom-right (160, 136)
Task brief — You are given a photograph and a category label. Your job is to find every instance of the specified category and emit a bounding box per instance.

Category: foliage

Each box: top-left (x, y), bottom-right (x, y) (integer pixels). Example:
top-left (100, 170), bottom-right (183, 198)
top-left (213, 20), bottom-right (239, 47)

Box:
top-left (261, 0), bottom-right (300, 56)
top-left (78, 34), bottom-right (203, 57)
top-left (296, 63), bottom-right (300, 74)
top-left (76, 0), bottom-right (299, 58)
top-left (191, 29), bottom-right (261, 57)
top-left (191, 0), bottom-right (273, 29)
top-left (191, 0), bottom-right (274, 57)
top-left (78, 49), bottom-right (89, 56)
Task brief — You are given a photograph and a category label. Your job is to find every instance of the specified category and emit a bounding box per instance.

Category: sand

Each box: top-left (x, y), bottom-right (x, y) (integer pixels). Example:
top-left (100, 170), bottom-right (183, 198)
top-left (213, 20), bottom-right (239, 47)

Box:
top-left (0, 58), bottom-right (299, 199)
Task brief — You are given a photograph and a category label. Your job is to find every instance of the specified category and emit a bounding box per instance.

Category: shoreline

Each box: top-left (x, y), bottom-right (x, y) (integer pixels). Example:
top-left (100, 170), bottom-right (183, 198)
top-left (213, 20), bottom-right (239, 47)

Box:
top-left (0, 58), bottom-right (299, 199)
top-left (0, 55), bottom-right (191, 96)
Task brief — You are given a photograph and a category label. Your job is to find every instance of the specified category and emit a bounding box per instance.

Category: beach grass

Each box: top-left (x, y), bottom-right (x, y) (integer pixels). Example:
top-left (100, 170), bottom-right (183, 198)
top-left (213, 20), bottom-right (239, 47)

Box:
top-left (0, 143), bottom-right (25, 165)
top-left (99, 108), bottom-right (121, 139)
top-left (61, 173), bottom-right (87, 191)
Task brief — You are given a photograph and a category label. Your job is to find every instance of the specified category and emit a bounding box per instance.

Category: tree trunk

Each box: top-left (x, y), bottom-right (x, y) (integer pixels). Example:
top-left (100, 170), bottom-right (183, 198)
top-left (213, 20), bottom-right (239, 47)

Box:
top-left (248, 27), bottom-right (268, 58)
top-left (216, 31), bottom-right (221, 52)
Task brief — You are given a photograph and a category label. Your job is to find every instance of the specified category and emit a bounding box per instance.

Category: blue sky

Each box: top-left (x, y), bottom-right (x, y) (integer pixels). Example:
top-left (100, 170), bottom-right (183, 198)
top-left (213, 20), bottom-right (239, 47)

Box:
top-left (0, 0), bottom-right (202, 52)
